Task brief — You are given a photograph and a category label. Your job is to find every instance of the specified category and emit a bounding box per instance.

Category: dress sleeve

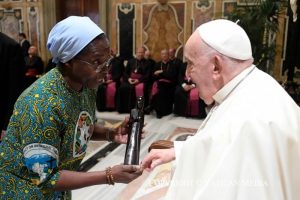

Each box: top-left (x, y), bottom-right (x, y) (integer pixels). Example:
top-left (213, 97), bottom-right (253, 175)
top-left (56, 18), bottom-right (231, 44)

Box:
top-left (17, 93), bottom-right (64, 189)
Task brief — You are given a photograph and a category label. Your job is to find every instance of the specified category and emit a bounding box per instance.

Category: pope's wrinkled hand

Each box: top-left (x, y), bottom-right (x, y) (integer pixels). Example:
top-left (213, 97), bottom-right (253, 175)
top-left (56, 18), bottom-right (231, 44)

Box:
top-left (141, 148), bottom-right (175, 171)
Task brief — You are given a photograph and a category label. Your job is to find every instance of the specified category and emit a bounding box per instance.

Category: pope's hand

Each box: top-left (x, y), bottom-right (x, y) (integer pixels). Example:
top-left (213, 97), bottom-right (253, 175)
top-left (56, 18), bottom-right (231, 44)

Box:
top-left (141, 148), bottom-right (175, 171)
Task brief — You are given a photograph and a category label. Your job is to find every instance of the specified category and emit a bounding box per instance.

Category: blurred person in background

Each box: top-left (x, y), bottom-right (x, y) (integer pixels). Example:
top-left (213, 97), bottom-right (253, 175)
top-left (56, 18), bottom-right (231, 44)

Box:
top-left (0, 32), bottom-right (25, 142)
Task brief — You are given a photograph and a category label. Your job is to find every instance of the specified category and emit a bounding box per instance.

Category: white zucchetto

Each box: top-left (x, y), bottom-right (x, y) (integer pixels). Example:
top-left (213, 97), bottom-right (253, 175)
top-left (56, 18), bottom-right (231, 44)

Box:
top-left (197, 19), bottom-right (252, 60)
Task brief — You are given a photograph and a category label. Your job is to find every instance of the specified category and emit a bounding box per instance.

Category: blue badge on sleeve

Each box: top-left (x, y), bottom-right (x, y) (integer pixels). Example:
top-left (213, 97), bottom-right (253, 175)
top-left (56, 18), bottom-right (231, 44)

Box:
top-left (23, 143), bottom-right (59, 184)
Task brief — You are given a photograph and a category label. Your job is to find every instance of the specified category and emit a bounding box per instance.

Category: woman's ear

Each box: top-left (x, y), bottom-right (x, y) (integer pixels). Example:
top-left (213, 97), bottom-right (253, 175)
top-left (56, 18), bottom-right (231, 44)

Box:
top-left (64, 61), bottom-right (71, 68)
top-left (63, 61), bottom-right (73, 71)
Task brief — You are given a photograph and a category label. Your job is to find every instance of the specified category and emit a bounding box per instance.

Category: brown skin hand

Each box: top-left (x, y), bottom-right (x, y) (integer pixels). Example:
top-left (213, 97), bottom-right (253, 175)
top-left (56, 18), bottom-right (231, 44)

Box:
top-left (54, 165), bottom-right (142, 191)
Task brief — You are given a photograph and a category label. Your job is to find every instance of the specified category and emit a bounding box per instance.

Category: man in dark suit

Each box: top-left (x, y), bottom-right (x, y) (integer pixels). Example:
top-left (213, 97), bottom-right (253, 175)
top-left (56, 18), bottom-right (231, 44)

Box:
top-left (0, 32), bottom-right (26, 140)
top-left (18, 32), bottom-right (31, 57)
top-left (24, 45), bottom-right (44, 88)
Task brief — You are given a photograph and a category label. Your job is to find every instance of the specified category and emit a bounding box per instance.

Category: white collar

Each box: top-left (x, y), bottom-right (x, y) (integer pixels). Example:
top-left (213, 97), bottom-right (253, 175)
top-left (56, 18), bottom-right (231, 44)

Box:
top-left (213, 65), bottom-right (255, 104)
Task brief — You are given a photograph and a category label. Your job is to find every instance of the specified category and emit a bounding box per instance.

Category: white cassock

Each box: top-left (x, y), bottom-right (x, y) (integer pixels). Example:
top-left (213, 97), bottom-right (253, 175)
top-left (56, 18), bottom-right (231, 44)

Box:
top-left (165, 65), bottom-right (300, 200)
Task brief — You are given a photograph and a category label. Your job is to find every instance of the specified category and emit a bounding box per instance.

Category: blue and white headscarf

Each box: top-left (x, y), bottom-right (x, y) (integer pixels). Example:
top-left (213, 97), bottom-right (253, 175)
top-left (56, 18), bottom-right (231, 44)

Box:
top-left (47, 16), bottom-right (104, 63)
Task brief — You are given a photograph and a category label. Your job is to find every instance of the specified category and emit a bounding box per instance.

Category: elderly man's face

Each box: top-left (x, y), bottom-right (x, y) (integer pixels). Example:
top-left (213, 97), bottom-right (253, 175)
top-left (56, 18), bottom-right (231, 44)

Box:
top-left (136, 48), bottom-right (145, 60)
top-left (161, 50), bottom-right (169, 62)
top-left (169, 48), bottom-right (175, 59)
top-left (72, 37), bottom-right (111, 89)
top-left (28, 46), bottom-right (38, 56)
top-left (144, 50), bottom-right (151, 59)
top-left (184, 33), bottom-right (217, 105)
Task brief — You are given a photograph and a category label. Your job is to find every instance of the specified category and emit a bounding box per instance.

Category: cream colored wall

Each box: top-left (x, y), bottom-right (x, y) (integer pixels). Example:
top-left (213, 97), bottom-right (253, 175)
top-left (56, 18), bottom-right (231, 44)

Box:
top-left (0, 0), bottom-right (106, 67)
top-left (0, 0), bottom-right (54, 66)
top-left (0, 0), bottom-right (287, 80)
top-left (107, 0), bottom-right (287, 80)
top-left (41, 0), bottom-right (56, 63)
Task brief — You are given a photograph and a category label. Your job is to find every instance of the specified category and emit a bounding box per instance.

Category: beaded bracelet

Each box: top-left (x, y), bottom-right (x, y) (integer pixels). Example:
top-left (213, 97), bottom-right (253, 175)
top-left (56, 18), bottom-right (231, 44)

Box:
top-left (105, 166), bottom-right (115, 185)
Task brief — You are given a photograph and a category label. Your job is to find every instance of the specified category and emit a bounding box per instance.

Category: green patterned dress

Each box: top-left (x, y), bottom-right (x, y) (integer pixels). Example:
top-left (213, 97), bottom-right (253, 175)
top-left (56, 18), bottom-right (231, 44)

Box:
top-left (0, 67), bottom-right (97, 199)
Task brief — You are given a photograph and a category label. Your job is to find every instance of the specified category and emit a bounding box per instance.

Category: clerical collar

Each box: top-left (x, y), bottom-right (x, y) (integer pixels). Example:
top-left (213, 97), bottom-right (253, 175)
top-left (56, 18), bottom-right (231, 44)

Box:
top-left (213, 65), bottom-right (255, 104)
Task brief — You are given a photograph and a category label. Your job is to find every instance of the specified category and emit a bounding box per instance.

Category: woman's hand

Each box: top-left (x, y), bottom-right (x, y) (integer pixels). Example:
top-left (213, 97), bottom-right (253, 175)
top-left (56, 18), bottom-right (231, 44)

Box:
top-left (112, 116), bottom-right (145, 144)
top-left (112, 116), bottom-right (130, 144)
top-left (111, 164), bottom-right (143, 183)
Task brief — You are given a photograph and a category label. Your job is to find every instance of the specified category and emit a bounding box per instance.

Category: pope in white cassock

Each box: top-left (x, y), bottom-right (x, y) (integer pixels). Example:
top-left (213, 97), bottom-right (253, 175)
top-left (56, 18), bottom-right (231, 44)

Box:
top-left (141, 19), bottom-right (300, 200)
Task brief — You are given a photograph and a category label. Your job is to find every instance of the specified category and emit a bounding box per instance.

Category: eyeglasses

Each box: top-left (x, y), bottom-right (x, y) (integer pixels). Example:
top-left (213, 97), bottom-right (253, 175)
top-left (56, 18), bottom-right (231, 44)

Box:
top-left (75, 57), bottom-right (113, 73)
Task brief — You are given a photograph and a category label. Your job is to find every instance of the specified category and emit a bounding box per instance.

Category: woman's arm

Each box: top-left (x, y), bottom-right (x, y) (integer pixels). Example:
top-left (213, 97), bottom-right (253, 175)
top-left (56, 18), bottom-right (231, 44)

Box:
top-left (54, 165), bottom-right (142, 191)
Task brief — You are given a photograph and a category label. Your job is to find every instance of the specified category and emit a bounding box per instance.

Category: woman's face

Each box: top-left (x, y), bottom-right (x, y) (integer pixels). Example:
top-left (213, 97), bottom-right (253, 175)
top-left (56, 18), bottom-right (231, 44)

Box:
top-left (70, 37), bottom-right (111, 89)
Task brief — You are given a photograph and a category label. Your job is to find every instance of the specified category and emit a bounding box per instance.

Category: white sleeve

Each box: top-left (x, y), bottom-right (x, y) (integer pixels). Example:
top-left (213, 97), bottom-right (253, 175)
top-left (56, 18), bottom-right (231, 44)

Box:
top-left (173, 141), bottom-right (185, 166)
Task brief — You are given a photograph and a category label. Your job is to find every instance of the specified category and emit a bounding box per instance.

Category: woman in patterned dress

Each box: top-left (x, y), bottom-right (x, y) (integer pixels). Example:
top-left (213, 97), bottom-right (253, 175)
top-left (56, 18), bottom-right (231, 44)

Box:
top-left (0, 16), bottom-right (142, 199)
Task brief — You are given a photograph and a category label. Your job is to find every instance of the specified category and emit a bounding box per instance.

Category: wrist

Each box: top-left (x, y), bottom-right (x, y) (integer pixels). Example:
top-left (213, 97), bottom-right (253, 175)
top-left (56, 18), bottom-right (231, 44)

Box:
top-left (105, 128), bottom-right (115, 142)
top-left (105, 166), bottom-right (115, 185)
